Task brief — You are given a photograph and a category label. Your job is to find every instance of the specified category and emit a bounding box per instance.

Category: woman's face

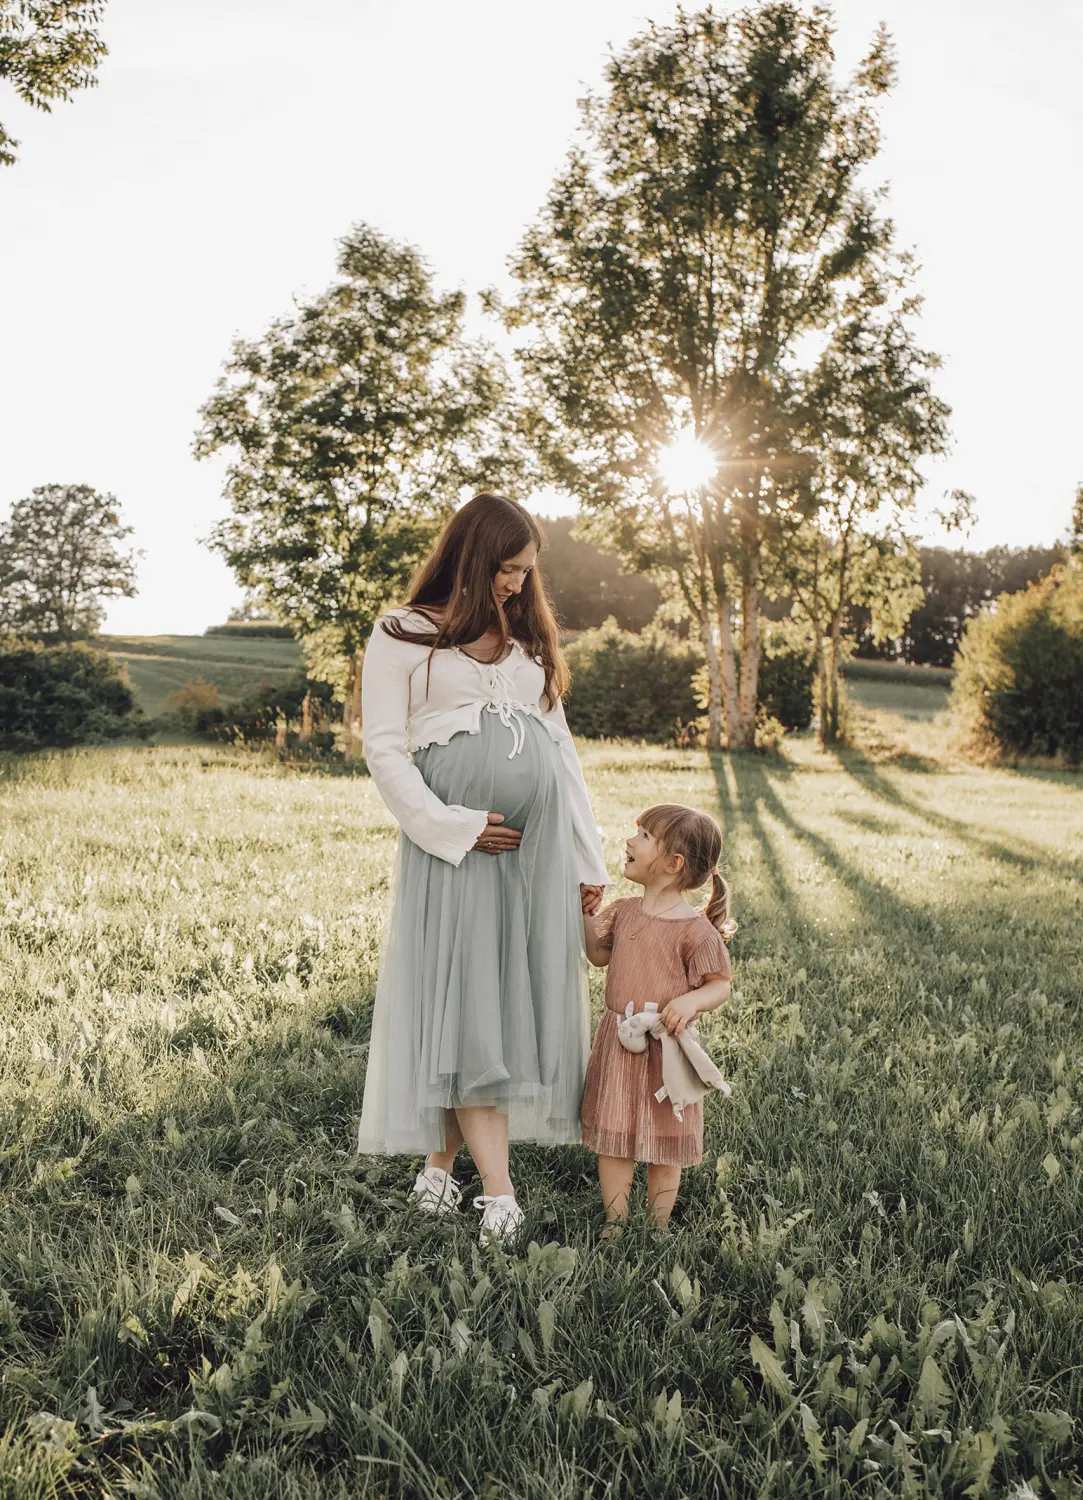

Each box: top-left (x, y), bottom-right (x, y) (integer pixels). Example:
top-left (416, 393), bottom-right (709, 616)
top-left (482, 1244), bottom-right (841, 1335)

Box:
top-left (494, 542), bottom-right (538, 606)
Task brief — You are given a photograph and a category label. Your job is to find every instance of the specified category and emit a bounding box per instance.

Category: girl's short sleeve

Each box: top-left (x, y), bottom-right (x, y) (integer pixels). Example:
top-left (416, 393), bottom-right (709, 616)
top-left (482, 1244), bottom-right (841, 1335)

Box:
top-left (686, 929), bottom-right (732, 988)
top-left (593, 899), bottom-right (626, 950)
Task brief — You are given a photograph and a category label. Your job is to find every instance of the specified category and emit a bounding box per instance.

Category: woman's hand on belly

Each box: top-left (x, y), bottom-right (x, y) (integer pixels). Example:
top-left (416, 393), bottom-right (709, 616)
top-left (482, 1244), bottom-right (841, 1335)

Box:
top-left (472, 812), bottom-right (523, 854)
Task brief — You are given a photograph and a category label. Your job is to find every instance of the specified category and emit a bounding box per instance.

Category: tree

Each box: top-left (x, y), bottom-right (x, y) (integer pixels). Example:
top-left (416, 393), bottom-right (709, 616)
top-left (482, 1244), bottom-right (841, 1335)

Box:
top-left (0, 483), bottom-right (138, 638)
top-left (782, 260), bottom-right (951, 741)
top-left (0, 0), bottom-right (108, 168)
top-left (502, 3), bottom-right (924, 748)
top-left (195, 223), bottom-right (518, 756)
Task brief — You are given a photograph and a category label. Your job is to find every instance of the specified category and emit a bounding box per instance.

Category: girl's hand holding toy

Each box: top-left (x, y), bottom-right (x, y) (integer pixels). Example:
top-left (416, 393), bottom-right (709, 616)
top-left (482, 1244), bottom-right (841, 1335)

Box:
top-left (660, 987), bottom-right (717, 1036)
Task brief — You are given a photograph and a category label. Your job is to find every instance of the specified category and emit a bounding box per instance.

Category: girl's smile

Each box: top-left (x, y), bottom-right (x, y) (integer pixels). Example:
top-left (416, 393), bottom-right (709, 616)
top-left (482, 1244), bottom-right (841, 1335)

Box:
top-left (623, 823), bottom-right (663, 879)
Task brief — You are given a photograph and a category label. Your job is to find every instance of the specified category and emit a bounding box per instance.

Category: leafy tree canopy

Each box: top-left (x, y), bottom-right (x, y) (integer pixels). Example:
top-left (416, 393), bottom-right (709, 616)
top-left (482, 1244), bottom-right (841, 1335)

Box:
top-left (0, 0), bottom-right (108, 167)
top-left (195, 222), bottom-right (520, 749)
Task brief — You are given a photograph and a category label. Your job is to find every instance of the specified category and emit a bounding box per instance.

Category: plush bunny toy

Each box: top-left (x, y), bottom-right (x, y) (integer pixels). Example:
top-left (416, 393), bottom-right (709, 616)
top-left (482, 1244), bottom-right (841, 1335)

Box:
top-left (616, 1001), bottom-right (732, 1122)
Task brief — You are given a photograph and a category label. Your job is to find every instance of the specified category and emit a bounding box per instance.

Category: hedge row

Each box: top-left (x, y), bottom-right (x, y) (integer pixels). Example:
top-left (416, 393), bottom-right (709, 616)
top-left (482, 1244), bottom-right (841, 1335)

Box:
top-left (563, 618), bottom-right (814, 743)
top-left (0, 640), bottom-right (146, 752)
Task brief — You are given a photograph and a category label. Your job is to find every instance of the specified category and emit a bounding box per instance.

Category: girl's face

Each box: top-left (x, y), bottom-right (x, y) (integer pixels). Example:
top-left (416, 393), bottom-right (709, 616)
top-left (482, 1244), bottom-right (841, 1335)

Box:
top-left (494, 542), bottom-right (538, 605)
top-left (623, 823), bottom-right (678, 886)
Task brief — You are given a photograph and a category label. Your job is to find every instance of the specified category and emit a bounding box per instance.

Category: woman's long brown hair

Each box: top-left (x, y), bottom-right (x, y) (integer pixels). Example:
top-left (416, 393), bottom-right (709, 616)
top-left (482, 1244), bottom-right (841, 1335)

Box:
top-left (380, 493), bottom-right (568, 708)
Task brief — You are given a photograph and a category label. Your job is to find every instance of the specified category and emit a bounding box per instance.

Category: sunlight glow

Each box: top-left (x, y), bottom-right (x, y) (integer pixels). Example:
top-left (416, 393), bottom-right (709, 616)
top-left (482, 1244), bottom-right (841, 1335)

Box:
top-left (657, 429), bottom-right (718, 494)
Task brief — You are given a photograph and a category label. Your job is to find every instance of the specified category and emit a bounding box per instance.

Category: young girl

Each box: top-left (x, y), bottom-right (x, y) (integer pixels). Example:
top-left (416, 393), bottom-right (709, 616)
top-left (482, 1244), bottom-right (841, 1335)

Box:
top-left (580, 803), bottom-right (735, 1230)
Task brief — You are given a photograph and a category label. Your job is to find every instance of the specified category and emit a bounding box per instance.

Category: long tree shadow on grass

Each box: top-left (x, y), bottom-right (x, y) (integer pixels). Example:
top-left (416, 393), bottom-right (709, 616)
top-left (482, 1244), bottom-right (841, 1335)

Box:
top-left (710, 750), bottom-right (805, 950)
top-left (834, 743), bottom-right (1082, 881)
top-left (711, 750), bottom-right (947, 951)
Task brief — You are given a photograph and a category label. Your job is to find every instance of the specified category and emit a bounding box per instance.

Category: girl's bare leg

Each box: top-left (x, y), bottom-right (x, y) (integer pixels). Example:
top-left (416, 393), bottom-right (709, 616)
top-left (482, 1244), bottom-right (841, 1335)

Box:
top-left (426, 1109), bottom-right (465, 1175)
top-left (647, 1163), bottom-right (682, 1228)
top-left (452, 1105), bottom-right (514, 1199)
top-left (598, 1155), bottom-right (636, 1228)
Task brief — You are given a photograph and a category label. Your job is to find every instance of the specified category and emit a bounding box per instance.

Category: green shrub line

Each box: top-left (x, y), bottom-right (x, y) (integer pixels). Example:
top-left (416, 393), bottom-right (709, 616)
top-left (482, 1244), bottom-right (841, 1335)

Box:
top-left (0, 638), bottom-right (148, 752)
top-left (564, 618), bottom-right (815, 744)
top-left (205, 622), bottom-right (297, 639)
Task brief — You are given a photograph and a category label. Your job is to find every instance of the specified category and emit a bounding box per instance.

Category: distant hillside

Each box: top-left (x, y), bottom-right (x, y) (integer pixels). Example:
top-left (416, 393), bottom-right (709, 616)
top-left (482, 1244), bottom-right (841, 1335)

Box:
top-left (100, 634), bottom-right (303, 716)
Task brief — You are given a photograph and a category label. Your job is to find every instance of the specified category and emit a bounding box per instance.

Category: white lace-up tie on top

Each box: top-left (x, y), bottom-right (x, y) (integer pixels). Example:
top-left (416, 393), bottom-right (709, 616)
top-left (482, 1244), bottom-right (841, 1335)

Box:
top-left (469, 654), bottom-right (530, 759)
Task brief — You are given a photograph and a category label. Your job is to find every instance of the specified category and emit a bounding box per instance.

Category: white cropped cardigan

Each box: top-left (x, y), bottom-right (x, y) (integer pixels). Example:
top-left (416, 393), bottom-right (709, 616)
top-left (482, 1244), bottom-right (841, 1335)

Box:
top-left (360, 609), bottom-right (610, 884)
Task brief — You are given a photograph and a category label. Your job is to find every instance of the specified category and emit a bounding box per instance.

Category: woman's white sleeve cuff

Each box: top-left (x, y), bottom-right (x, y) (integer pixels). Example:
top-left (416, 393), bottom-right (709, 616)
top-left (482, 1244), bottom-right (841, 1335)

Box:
top-left (426, 806), bottom-right (490, 866)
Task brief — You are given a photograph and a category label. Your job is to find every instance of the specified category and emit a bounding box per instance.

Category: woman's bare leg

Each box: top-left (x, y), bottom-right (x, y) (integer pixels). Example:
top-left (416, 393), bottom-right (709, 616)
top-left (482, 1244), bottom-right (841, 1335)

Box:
top-left (426, 1109), bottom-right (465, 1175)
top-left (453, 1105), bottom-right (514, 1199)
top-left (647, 1163), bottom-right (682, 1228)
top-left (598, 1155), bottom-right (636, 1228)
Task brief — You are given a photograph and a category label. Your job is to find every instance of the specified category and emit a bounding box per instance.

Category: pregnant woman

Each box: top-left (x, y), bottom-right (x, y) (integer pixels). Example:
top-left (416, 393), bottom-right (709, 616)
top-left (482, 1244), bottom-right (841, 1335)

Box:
top-left (358, 492), bottom-right (609, 1244)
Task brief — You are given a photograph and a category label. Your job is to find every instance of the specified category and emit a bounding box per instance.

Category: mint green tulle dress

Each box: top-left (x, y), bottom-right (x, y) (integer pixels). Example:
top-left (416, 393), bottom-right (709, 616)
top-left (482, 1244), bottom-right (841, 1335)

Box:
top-left (359, 709), bottom-right (592, 1154)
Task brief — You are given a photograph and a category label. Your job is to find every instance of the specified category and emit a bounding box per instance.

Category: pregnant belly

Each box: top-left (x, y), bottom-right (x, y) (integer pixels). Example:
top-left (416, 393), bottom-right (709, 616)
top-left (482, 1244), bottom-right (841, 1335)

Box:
top-left (414, 709), bottom-right (563, 831)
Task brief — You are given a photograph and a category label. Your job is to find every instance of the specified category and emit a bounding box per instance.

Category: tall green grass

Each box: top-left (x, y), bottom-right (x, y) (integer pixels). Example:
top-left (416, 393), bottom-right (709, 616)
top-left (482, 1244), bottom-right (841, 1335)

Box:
top-left (1, 739), bottom-right (1080, 1497)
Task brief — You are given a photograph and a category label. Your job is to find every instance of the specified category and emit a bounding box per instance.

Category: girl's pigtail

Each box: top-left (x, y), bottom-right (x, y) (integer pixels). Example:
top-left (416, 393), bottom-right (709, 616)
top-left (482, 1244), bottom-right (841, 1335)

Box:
top-left (705, 871), bottom-right (738, 941)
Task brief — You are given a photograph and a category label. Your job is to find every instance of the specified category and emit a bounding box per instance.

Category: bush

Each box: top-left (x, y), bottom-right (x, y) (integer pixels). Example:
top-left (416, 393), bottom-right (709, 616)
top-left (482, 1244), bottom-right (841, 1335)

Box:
top-left (204, 621), bottom-right (296, 639)
top-left (563, 617), bottom-right (815, 742)
top-left (757, 620), bottom-right (816, 731)
top-left (205, 673), bottom-right (338, 749)
top-left (563, 620), bottom-right (701, 740)
top-left (0, 639), bottom-right (146, 751)
top-left (163, 677), bottom-right (222, 728)
top-left (952, 564), bottom-right (1083, 763)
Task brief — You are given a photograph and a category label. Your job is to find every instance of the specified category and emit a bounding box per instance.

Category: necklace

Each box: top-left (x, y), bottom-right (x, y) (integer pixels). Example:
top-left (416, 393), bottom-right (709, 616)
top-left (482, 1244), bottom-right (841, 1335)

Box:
top-left (627, 895), bottom-right (687, 939)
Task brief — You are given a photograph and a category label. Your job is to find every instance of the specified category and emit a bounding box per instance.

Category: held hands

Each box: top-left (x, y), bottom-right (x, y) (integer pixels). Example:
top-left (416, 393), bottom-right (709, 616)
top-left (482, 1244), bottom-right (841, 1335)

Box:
top-left (658, 992), bottom-right (701, 1037)
top-left (472, 813), bottom-right (523, 855)
top-left (580, 884), bottom-right (604, 916)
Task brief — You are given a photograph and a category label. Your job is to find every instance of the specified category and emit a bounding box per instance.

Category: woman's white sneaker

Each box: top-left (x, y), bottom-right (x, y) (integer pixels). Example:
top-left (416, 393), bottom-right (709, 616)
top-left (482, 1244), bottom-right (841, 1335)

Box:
top-left (412, 1166), bottom-right (462, 1214)
top-left (474, 1194), bottom-right (524, 1246)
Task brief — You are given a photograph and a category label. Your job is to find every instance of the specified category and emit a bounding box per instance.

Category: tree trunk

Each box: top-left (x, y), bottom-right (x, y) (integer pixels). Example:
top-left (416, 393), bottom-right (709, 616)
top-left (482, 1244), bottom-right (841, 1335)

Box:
top-left (299, 690), bottom-right (314, 744)
top-left (343, 654), bottom-right (364, 759)
top-left (824, 611), bottom-right (844, 743)
top-left (814, 631), bottom-right (829, 746)
top-left (275, 715), bottom-right (288, 749)
top-left (731, 573), bottom-right (761, 751)
top-left (717, 596), bottom-right (741, 748)
top-left (699, 616), bottom-right (724, 750)
top-left (822, 533), bottom-right (851, 745)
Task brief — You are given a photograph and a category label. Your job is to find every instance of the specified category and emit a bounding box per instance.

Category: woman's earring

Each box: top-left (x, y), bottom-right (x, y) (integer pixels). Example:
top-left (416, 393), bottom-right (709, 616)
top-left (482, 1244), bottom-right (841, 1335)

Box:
top-left (462, 587), bottom-right (467, 595)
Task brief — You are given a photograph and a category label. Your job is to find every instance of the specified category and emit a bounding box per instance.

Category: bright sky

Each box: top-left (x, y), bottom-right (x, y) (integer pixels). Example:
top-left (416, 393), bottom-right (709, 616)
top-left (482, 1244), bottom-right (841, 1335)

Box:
top-left (2, 0), bottom-right (1080, 634)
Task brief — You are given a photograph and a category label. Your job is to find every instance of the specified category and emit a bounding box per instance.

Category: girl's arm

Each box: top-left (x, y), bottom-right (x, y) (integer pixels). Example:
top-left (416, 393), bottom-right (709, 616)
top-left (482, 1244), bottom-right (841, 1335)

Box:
top-left (659, 974), bottom-right (731, 1035)
top-left (582, 910), bottom-right (612, 968)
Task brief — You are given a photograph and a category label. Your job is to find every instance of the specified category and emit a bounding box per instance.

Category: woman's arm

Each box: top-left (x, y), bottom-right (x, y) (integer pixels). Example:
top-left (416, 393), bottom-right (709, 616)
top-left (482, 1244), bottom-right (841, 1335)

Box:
top-left (658, 975), bottom-right (731, 1035)
top-left (538, 690), bottom-right (610, 887)
top-left (361, 621), bottom-right (490, 865)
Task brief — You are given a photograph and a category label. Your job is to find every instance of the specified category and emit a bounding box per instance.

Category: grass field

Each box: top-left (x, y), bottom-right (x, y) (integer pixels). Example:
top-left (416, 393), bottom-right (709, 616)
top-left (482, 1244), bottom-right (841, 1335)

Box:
top-left (100, 635), bottom-right (303, 717)
top-left (1, 720), bottom-right (1081, 1498)
top-left (843, 672), bottom-right (953, 725)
